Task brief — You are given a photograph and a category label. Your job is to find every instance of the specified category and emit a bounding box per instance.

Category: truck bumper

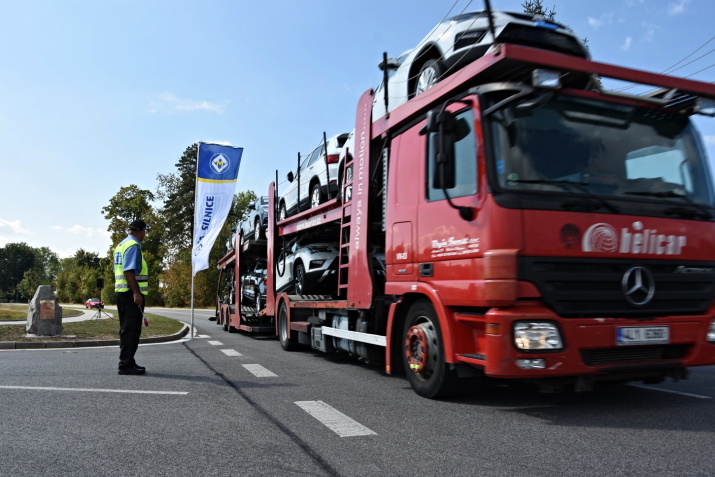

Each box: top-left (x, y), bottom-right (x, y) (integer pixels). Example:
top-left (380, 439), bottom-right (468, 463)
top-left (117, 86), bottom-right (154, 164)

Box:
top-left (457, 301), bottom-right (715, 381)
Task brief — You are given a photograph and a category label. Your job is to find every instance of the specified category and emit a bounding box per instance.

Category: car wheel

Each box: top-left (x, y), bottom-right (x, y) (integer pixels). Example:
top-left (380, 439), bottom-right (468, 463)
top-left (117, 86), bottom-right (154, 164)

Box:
top-left (414, 58), bottom-right (444, 97)
top-left (310, 183), bottom-right (322, 209)
top-left (294, 263), bottom-right (313, 295)
top-left (254, 218), bottom-right (262, 241)
top-left (278, 300), bottom-right (298, 351)
top-left (402, 299), bottom-right (459, 398)
top-left (279, 202), bottom-right (287, 221)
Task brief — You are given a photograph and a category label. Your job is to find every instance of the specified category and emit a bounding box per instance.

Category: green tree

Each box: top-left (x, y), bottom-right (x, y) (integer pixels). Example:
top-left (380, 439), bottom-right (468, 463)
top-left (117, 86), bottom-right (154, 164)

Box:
top-left (74, 249), bottom-right (100, 269)
top-left (522, 0), bottom-right (588, 46)
top-left (55, 257), bottom-right (81, 303)
top-left (522, 0), bottom-right (556, 21)
top-left (156, 143), bottom-right (198, 256)
top-left (17, 246), bottom-right (60, 299)
top-left (0, 243), bottom-right (36, 301)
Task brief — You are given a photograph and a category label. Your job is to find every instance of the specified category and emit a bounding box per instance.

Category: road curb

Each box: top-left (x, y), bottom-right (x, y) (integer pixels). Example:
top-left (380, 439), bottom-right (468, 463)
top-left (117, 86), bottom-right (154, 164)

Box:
top-left (0, 324), bottom-right (190, 350)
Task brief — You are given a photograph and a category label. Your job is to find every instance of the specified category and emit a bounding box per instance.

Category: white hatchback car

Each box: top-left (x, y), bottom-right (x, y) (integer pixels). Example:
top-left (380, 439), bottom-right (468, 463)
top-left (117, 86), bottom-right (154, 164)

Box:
top-left (274, 240), bottom-right (339, 296)
top-left (372, 9), bottom-right (589, 117)
top-left (278, 133), bottom-right (349, 220)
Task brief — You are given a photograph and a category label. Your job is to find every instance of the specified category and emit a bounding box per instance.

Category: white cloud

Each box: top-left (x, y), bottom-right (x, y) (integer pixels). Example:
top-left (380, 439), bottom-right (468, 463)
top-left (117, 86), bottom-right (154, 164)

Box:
top-left (641, 22), bottom-right (660, 43)
top-left (587, 13), bottom-right (614, 29)
top-left (0, 218), bottom-right (32, 235)
top-left (53, 225), bottom-right (110, 239)
top-left (151, 92), bottom-right (229, 113)
top-left (621, 36), bottom-right (633, 51)
top-left (668, 0), bottom-right (691, 15)
top-left (704, 135), bottom-right (715, 145)
top-left (52, 247), bottom-right (79, 259)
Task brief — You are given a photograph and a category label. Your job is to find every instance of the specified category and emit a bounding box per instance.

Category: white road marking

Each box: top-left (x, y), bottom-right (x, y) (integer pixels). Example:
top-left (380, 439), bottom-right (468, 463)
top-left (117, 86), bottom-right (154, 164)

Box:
top-left (628, 383), bottom-right (712, 399)
top-left (0, 385), bottom-right (187, 395)
top-left (208, 340), bottom-right (223, 346)
top-left (242, 364), bottom-right (277, 377)
top-left (221, 349), bottom-right (242, 357)
top-left (295, 400), bottom-right (377, 437)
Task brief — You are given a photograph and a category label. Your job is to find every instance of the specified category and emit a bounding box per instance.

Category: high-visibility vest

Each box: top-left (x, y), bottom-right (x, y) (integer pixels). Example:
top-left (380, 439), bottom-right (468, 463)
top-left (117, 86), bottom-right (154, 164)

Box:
top-left (114, 238), bottom-right (149, 295)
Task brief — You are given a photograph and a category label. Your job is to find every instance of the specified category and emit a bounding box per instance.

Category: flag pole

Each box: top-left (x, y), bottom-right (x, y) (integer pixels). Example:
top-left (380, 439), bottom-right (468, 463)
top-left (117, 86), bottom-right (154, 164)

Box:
top-left (190, 274), bottom-right (195, 339)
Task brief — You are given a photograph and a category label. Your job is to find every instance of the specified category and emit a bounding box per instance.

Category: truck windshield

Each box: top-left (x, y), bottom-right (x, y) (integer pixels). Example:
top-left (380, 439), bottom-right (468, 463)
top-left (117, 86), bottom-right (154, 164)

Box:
top-left (487, 93), bottom-right (715, 211)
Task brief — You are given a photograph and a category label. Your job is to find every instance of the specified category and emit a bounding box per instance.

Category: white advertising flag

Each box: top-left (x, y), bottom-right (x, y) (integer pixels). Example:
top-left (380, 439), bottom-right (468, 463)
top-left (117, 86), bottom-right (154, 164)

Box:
top-left (191, 142), bottom-right (243, 277)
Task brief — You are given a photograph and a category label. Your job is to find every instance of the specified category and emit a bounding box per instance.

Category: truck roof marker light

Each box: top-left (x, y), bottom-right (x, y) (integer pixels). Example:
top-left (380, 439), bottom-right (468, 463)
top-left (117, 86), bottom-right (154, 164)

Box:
top-left (532, 69), bottom-right (561, 89)
top-left (695, 98), bottom-right (715, 117)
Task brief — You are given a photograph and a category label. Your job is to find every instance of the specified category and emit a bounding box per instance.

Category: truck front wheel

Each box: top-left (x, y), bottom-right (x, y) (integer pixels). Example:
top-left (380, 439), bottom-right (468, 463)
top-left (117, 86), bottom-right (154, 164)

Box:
top-left (402, 300), bottom-right (458, 398)
top-left (278, 300), bottom-right (298, 351)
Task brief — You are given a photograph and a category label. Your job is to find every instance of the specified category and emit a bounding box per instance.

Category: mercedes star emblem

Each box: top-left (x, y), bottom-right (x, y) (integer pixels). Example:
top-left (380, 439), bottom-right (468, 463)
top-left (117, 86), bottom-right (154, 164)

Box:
top-left (622, 266), bottom-right (656, 306)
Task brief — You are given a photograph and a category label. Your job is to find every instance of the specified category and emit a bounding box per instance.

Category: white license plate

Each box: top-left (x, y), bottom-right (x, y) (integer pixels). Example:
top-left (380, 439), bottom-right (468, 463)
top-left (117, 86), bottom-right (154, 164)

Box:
top-left (616, 326), bottom-right (670, 346)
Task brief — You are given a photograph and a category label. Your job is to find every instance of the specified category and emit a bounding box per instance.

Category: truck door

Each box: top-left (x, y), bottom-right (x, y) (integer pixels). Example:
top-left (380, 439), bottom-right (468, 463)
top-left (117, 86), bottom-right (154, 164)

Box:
top-left (416, 106), bottom-right (482, 306)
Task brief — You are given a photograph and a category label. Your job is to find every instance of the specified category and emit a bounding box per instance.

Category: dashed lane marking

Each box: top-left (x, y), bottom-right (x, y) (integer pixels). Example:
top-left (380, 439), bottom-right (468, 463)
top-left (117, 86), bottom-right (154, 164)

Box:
top-left (628, 383), bottom-right (712, 399)
top-left (220, 349), bottom-right (242, 357)
top-left (0, 385), bottom-right (188, 395)
top-left (242, 364), bottom-right (277, 378)
top-left (208, 340), bottom-right (223, 346)
top-left (295, 400), bottom-right (377, 437)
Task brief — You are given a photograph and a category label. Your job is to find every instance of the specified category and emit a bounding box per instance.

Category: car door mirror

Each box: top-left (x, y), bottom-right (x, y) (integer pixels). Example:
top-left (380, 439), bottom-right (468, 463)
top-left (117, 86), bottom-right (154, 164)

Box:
top-left (287, 171), bottom-right (295, 183)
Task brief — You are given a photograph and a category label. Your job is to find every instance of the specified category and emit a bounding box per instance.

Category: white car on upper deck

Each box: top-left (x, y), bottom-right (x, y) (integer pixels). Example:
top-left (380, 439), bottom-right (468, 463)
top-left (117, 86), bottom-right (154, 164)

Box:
top-left (372, 9), bottom-right (589, 118)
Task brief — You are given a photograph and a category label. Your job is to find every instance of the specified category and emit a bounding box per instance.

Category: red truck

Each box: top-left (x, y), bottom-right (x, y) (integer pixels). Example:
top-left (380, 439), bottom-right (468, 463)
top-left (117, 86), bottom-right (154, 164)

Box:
top-left (216, 43), bottom-right (715, 398)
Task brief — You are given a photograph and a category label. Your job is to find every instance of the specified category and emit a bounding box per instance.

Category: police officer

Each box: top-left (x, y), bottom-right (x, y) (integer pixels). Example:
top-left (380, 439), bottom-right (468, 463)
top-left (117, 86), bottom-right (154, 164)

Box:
top-left (114, 219), bottom-right (149, 375)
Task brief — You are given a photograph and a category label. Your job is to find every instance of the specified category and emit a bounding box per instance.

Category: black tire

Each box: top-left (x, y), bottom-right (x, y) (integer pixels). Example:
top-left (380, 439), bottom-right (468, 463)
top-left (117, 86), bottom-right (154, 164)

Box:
top-left (278, 300), bottom-right (298, 351)
top-left (414, 58), bottom-right (444, 97)
top-left (402, 299), bottom-right (459, 398)
top-left (254, 218), bottom-right (262, 241)
top-left (310, 183), bottom-right (322, 209)
top-left (294, 262), bottom-right (312, 295)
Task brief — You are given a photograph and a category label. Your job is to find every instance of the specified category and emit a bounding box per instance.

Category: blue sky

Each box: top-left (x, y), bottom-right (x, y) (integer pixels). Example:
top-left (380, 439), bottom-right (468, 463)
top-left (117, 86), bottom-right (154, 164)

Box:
top-left (0, 0), bottom-right (713, 258)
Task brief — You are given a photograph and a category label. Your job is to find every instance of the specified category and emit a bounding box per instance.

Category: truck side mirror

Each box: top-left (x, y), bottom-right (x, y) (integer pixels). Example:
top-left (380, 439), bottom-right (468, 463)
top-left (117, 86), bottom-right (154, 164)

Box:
top-left (432, 111), bottom-right (458, 190)
top-left (287, 171), bottom-right (295, 183)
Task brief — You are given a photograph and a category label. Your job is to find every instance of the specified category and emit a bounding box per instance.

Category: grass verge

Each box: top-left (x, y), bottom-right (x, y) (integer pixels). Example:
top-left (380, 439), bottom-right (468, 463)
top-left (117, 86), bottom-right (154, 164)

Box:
top-left (0, 309), bottom-right (184, 342)
top-left (0, 305), bottom-right (83, 321)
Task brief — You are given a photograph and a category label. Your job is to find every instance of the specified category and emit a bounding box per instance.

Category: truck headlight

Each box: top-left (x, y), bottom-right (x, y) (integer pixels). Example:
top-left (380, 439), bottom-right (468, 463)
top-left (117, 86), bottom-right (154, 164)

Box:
top-left (707, 319), bottom-right (715, 343)
top-left (514, 322), bottom-right (563, 351)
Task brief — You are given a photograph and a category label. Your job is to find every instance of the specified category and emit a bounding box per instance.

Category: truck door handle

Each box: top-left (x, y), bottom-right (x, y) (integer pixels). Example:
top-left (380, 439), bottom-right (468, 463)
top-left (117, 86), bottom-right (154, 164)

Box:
top-left (419, 263), bottom-right (433, 277)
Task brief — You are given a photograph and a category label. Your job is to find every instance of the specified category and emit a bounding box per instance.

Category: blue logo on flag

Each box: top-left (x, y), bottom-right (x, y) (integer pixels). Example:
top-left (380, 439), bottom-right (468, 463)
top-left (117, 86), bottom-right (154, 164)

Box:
top-left (210, 153), bottom-right (230, 175)
top-left (197, 143), bottom-right (242, 181)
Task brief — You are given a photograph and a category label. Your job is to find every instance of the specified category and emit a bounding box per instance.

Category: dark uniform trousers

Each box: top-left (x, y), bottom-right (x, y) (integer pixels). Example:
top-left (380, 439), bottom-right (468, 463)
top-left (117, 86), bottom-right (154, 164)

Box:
top-left (116, 291), bottom-right (144, 369)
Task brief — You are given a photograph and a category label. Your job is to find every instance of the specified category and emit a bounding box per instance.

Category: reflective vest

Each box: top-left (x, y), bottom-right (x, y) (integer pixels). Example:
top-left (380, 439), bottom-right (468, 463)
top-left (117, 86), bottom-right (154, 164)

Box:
top-left (114, 238), bottom-right (149, 294)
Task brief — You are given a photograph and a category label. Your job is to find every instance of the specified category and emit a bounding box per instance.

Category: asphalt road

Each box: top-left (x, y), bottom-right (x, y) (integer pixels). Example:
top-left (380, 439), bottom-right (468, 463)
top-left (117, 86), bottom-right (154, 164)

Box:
top-left (1, 307), bottom-right (714, 476)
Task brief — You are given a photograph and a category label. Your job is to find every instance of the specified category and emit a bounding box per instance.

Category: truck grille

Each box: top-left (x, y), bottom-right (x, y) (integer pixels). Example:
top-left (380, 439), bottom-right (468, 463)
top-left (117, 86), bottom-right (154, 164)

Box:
top-left (519, 257), bottom-right (715, 318)
top-left (582, 345), bottom-right (690, 366)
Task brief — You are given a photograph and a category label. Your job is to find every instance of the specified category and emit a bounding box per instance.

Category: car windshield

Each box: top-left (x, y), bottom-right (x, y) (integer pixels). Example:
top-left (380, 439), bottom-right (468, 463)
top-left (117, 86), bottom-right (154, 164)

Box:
top-left (487, 93), bottom-right (715, 208)
top-left (259, 197), bottom-right (269, 205)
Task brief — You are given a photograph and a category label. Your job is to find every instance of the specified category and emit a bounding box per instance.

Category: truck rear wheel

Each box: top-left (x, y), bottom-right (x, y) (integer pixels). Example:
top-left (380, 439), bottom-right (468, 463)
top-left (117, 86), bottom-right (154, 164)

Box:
top-left (278, 300), bottom-right (298, 351)
top-left (402, 299), bottom-right (458, 398)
